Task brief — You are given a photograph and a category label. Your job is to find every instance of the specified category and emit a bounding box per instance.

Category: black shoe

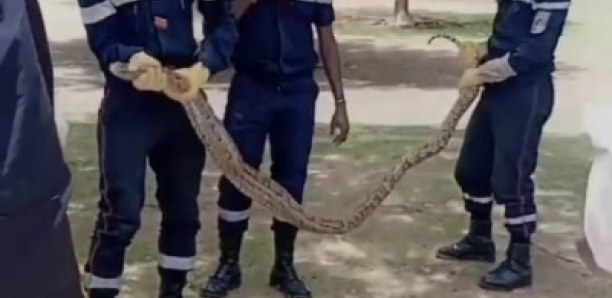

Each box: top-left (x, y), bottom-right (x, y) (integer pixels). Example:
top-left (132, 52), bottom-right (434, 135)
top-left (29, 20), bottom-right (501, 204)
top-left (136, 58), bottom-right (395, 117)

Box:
top-left (200, 236), bottom-right (243, 298)
top-left (479, 242), bottom-right (532, 291)
top-left (87, 289), bottom-right (118, 298)
top-left (158, 268), bottom-right (187, 298)
top-left (436, 221), bottom-right (496, 263)
top-left (200, 257), bottom-right (241, 298)
top-left (159, 280), bottom-right (185, 298)
top-left (269, 252), bottom-right (312, 298)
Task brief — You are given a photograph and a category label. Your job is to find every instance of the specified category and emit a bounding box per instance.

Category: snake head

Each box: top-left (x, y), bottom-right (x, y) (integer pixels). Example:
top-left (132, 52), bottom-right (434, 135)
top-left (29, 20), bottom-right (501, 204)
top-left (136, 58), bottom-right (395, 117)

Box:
top-left (428, 34), bottom-right (486, 68)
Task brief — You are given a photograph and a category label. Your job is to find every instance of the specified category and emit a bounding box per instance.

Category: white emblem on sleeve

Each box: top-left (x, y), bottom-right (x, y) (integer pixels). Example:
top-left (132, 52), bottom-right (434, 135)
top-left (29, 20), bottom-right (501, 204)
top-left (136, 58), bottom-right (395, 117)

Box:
top-left (531, 10), bottom-right (552, 34)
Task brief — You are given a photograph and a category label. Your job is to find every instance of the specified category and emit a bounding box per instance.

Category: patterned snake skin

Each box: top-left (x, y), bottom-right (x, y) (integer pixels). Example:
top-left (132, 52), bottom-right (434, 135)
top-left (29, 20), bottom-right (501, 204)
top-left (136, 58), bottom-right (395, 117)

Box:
top-left (109, 34), bottom-right (481, 234)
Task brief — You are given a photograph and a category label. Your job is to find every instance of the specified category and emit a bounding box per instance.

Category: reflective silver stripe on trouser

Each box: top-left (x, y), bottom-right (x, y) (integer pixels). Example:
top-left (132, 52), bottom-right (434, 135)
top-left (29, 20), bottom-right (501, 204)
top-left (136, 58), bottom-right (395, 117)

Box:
top-left (79, 0), bottom-right (116, 25)
top-left (87, 274), bottom-right (122, 290)
top-left (218, 208), bottom-right (250, 222)
top-left (159, 254), bottom-right (196, 271)
top-left (505, 214), bottom-right (537, 226)
top-left (463, 193), bottom-right (493, 204)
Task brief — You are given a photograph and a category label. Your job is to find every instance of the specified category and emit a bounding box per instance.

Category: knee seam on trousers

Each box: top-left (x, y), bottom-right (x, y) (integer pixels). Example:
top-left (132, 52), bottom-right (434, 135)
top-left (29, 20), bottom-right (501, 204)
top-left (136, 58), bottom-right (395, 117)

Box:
top-left (515, 85), bottom-right (541, 236)
top-left (88, 112), bottom-right (115, 277)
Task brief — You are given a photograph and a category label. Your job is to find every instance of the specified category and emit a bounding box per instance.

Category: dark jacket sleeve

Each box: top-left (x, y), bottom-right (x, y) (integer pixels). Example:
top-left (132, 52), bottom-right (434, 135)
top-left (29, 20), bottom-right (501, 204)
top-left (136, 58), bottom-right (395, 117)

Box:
top-left (77, 0), bottom-right (143, 70)
top-left (508, 0), bottom-right (571, 75)
top-left (197, 0), bottom-right (238, 75)
top-left (313, 0), bottom-right (335, 27)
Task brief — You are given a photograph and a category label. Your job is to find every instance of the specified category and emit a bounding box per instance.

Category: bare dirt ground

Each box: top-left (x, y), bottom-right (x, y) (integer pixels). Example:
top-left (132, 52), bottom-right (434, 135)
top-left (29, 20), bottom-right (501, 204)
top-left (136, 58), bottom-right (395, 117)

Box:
top-left (40, 0), bottom-right (612, 297)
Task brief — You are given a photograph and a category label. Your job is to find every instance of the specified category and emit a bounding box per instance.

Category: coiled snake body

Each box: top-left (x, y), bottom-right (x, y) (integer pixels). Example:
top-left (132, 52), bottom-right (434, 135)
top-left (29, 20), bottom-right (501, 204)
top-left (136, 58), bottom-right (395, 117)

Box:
top-left (110, 35), bottom-right (481, 234)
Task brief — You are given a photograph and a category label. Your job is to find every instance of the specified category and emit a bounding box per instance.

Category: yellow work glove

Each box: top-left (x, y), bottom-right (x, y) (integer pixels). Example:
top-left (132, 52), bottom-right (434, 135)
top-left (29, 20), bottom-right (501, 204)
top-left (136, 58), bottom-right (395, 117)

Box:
top-left (163, 62), bottom-right (210, 102)
top-left (458, 68), bottom-right (483, 89)
top-left (458, 41), bottom-right (487, 68)
top-left (128, 52), bottom-right (167, 92)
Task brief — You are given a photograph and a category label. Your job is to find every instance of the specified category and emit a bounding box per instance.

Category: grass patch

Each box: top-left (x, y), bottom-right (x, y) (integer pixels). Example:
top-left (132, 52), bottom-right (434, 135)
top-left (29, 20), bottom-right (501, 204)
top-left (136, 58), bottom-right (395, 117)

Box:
top-left (66, 123), bottom-right (608, 298)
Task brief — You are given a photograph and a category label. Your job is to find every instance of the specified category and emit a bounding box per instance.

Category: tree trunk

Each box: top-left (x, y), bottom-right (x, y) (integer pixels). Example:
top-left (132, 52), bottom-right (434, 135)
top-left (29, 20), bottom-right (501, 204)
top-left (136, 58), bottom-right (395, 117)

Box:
top-left (393, 0), bottom-right (414, 28)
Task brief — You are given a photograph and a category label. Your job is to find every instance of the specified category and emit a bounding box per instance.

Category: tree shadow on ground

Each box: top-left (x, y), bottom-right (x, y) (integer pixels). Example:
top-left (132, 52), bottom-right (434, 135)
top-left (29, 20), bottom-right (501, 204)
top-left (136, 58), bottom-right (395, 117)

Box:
top-left (51, 36), bottom-right (584, 95)
top-left (50, 38), bottom-right (467, 92)
top-left (66, 123), bottom-right (612, 298)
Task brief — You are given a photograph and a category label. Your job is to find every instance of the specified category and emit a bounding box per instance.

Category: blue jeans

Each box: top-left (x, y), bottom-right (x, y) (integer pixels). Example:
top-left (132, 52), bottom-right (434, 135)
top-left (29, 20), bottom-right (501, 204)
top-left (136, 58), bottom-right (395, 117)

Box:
top-left (0, 198), bottom-right (83, 298)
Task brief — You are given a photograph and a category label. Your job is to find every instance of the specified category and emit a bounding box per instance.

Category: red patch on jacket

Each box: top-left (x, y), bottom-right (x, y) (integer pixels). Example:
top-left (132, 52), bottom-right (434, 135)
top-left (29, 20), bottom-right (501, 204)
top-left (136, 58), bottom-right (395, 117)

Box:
top-left (154, 16), bottom-right (168, 31)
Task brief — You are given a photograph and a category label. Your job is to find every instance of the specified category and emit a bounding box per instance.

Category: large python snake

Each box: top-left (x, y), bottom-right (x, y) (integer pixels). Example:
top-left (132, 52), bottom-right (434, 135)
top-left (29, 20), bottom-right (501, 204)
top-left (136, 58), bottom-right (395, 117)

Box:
top-left (109, 34), bottom-right (481, 234)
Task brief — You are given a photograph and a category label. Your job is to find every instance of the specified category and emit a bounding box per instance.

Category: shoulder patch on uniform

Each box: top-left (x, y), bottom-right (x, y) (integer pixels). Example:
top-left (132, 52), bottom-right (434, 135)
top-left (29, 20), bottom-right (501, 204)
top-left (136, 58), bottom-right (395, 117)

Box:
top-left (531, 10), bottom-right (552, 34)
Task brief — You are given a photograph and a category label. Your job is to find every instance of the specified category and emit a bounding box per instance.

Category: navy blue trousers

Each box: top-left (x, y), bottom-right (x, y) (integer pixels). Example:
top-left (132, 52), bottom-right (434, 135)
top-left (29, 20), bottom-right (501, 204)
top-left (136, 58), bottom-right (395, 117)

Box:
top-left (455, 76), bottom-right (554, 239)
top-left (216, 72), bottom-right (318, 242)
top-left (85, 81), bottom-right (204, 291)
top-left (0, 199), bottom-right (83, 298)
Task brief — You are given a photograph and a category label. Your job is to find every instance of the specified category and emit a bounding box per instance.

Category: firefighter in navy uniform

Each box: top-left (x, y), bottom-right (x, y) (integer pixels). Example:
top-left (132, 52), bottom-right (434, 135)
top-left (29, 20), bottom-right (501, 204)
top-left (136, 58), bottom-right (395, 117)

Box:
top-left (75, 0), bottom-right (237, 297)
top-left (435, 0), bottom-right (571, 291)
top-left (0, 0), bottom-right (83, 297)
top-left (200, 0), bottom-right (349, 297)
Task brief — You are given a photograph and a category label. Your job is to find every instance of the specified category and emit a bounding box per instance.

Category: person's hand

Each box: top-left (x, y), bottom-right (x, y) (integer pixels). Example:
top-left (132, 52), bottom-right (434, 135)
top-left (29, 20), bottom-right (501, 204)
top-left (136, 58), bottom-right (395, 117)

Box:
top-left (458, 68), bottom-right (484, 89)
top-left (233, 0), bottom-right (258, 19)
top-left (458, 41), bottom-right (487, 68)
top-left (163, 62), bottom-right (210, 102)
top-left (330, 103), bottom-right (349, 146)
top-left (128, 52), bottom-right (166, 91)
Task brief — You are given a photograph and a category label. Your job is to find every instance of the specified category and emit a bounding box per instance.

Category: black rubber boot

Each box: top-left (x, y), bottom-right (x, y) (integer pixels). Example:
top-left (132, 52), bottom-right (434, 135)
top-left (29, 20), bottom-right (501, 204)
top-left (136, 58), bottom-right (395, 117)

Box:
top-left (158, 267), bottom-right (188, 298)
top-left (269, 230), bottom-right (311, 298)
top-left (436, 220), bottom-right (496, 263)
top-left (200, 236), bottom-right (242, 298)
top-left (479, 242), bottom-right (532, 291)
top-left (269, 252), bottom-right (312, 298)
